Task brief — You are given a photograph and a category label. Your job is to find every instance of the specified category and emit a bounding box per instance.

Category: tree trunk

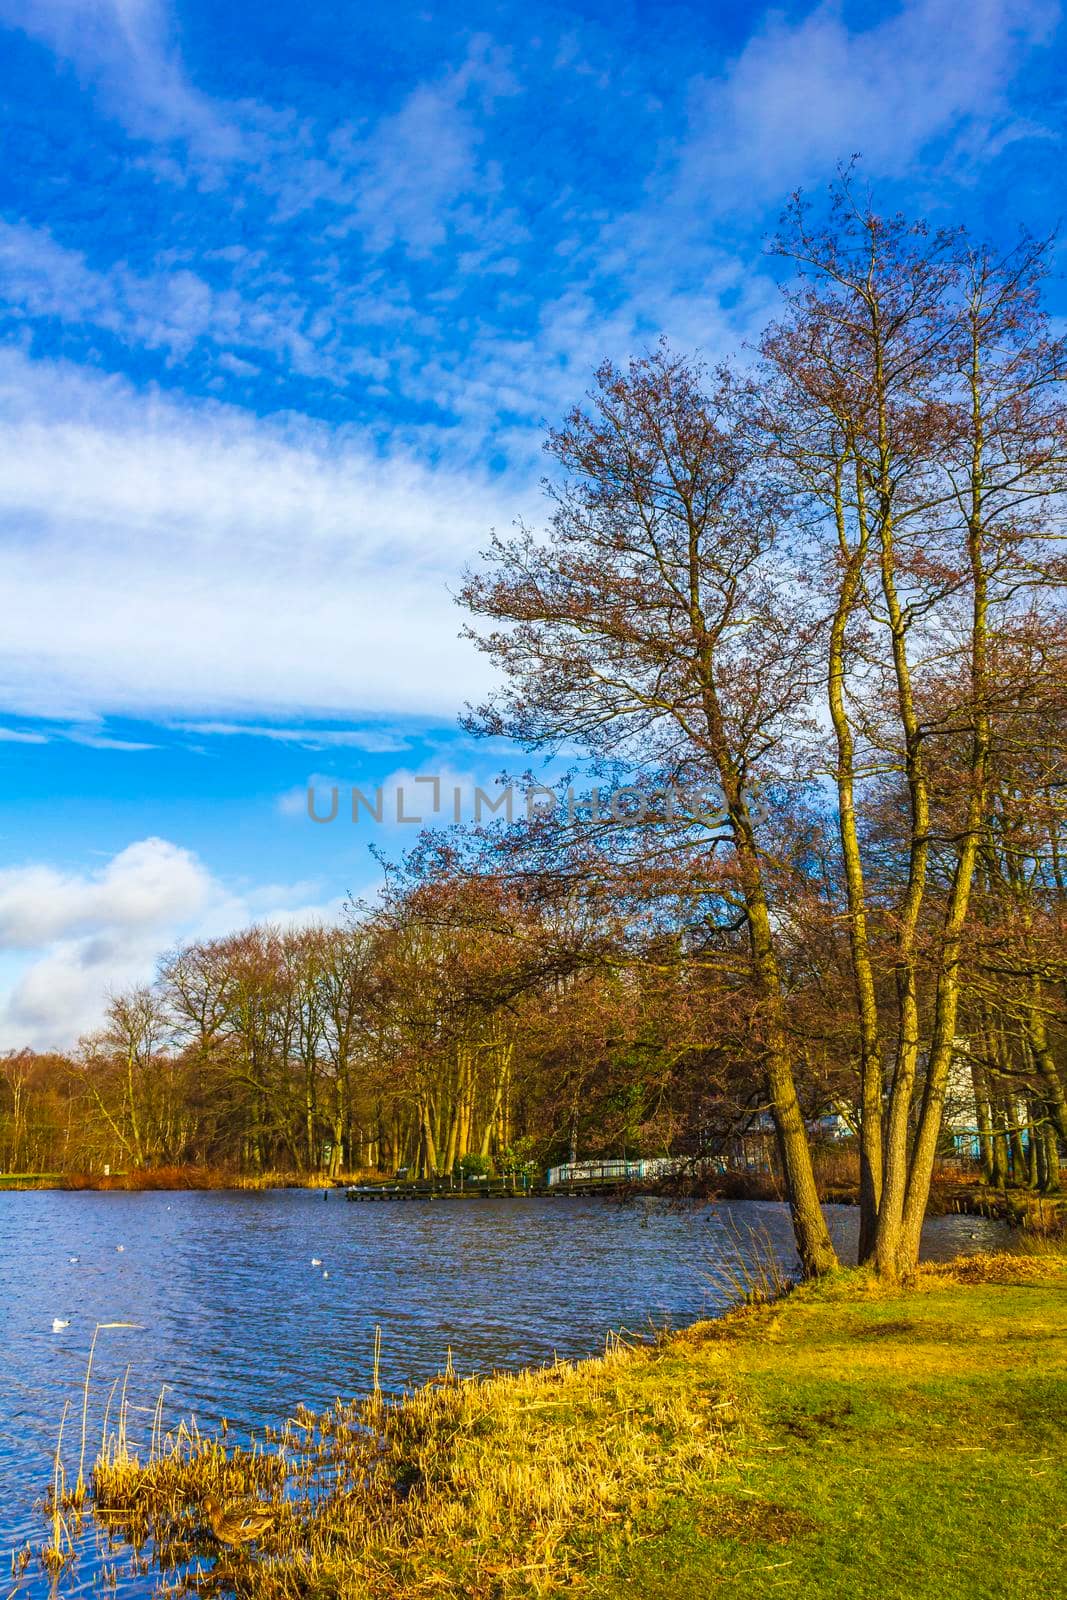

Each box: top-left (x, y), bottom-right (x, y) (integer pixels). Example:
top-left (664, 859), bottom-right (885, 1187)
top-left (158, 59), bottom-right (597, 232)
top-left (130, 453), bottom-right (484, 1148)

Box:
top-left (1040, 1123), bottom-right (1060, 1193)
top-left (829, 454), bottom-right (883, 1262)
top-left (972, 1059), bottom-right (994, 1184)
top-left (420, 1099), bottom-right (439, 1178)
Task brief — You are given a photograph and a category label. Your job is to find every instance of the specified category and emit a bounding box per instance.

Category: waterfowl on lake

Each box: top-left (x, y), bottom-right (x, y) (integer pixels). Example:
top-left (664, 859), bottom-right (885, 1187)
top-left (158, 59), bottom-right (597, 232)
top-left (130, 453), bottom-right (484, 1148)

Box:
top-left (202, 1494), bottom-right (276, 1546)
top-left (310, 1257), bottom-right (322, 1266)
top-left (116, 1245), bottom-right (125, 1252)
top-left (68, 1256), bottom-right (78, 1263)
top-left (51, 1319), bottom-right (69, 1332)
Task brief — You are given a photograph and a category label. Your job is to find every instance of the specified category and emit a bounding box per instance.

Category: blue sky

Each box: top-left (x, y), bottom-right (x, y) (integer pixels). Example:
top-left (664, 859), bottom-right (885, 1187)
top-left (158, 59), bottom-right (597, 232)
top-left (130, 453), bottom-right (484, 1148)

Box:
top-left (0, 0), bottom-right (1064, 1045)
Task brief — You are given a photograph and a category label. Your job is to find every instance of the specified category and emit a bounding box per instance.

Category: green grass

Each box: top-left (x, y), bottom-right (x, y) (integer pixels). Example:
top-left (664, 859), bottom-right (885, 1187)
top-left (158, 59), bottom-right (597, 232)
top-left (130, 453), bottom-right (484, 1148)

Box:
top-left (594, 1260), bottom-right (1067, 1600)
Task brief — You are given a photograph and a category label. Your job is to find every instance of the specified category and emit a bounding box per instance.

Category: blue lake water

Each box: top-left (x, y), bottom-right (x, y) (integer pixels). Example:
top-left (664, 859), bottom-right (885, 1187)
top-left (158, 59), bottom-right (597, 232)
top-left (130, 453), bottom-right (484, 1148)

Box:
top-left (0, 1189), bottom-right (1009, 1597)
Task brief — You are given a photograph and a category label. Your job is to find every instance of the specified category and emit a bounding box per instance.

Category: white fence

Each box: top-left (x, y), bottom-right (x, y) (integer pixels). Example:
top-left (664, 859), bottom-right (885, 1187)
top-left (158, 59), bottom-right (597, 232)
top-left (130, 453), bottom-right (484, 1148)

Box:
top-left (545, 1156), bottom-right (689, 1187)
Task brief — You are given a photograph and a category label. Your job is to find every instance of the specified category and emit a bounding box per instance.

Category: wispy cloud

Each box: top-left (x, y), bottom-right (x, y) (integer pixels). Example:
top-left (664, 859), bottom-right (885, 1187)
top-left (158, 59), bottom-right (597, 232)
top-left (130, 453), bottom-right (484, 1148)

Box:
top-left (0, 219), bottom-right (337, 376)
top-left (672, 0), bottom-right (1061, 209)
top-left (0, 0), bottom-right (241, 151)
top-left (2, 1), bottom-right (1060, 469)
top-left (322, 39), bottom-right (519, 256)
top-left (178, 722), bottom-right (412, 752)
top-left (66, 730), bottom-right (157, 751)
top-left (0, 719), bottom-right (154, 749)
top-left (0, 348), bottom-right (535, 723)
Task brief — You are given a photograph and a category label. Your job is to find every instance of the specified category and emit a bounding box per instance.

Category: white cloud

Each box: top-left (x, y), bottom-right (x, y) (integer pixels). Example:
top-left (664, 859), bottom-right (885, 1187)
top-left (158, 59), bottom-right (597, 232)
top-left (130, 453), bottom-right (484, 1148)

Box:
top-left (323, 40), bottom-right (519, 257)
top-left (66, 731), bottom-right (157, 751)
top-left (0, 837), bottom-right (209, 948)
top-left (0, 348), bottom-right (535, 723)
top-left (0, 0), bottom-right (241, 152)
top-left (0, 720), bottom-right (153, 748)
top-left (674, 0), bottom-right (1060, 208)
top-left (0, 835), bottom-right (349, 1048)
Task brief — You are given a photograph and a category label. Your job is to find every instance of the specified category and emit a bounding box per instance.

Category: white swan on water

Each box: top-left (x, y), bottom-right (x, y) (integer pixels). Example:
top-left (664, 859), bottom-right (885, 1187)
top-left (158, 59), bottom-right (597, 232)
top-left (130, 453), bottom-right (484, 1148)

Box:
top-left (311, 1258), bottom-right (322, 1267)
top-left (51, 1319), bottom-right (69, 1333)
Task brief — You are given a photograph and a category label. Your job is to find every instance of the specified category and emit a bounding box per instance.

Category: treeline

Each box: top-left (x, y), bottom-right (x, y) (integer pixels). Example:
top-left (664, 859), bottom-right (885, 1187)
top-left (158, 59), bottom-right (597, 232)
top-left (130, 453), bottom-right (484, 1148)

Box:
top-left (2, 178), bottom-right (1066, 1279)
top-left (0, 875), bottom-right (765, 1182)
top-left (1, 783), bottom-right (1062, 1206)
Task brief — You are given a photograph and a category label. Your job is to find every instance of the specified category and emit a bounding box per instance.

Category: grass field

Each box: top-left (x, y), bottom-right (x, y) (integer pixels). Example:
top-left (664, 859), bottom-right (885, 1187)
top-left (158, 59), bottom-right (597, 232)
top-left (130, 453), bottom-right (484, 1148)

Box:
top-left (608, 1256), bottom-right (1066, 1600)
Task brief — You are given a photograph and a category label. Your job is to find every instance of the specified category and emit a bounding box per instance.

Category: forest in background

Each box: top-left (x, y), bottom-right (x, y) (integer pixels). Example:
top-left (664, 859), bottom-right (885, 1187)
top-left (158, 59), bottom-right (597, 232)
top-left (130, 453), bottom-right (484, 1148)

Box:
top-left (2, 178), bottom-right (1065, 1278)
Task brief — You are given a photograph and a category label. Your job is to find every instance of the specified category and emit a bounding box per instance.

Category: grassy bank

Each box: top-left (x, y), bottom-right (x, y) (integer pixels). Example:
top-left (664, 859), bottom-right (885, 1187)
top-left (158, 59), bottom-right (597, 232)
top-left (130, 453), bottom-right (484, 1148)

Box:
top-left (0, 1166), bottom-right (371, 1191)
top-left (79, 1249), bottom-right (1066, 1600)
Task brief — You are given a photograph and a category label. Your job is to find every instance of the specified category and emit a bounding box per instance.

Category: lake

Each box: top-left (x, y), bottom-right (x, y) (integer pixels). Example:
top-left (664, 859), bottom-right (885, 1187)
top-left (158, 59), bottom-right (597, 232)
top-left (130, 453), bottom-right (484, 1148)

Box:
top-left (0, 1189), bottom-right (1009, 1597)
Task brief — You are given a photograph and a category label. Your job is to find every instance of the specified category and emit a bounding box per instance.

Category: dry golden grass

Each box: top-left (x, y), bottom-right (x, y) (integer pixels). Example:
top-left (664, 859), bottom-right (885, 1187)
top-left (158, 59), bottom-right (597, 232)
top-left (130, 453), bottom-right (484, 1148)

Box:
top-left (88, 1331), bottom-right (737, 1599)
top-left (51, 1167), bottom-right (374, 1191)
top-left (919, 1248), bottom-right (1067, 1286)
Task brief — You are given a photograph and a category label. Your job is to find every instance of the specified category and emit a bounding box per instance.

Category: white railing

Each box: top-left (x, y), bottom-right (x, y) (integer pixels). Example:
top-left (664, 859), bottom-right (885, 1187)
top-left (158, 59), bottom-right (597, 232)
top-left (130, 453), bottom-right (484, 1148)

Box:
top-left (545, 1156), bottom-right (687, 1187)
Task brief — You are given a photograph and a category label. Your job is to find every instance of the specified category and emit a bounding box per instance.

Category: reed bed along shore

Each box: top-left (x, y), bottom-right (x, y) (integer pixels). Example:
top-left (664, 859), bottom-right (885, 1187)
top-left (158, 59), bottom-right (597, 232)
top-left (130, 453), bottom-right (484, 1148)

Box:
top-left (0, 1167), bottom-right (375, 1192)
top-left (85, 1324), bottom-right (731, 1600)
top-left (38, 1247), bottom-right (1067, 1600)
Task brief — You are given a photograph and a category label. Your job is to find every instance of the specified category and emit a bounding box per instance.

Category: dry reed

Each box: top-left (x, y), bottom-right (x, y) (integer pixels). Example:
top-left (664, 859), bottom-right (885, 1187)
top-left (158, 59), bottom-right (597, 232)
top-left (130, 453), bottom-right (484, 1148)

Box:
top-left (79, 1326), bottom-right (738, 1598)
top-left (702, 1215), bottom-right (796, 1309)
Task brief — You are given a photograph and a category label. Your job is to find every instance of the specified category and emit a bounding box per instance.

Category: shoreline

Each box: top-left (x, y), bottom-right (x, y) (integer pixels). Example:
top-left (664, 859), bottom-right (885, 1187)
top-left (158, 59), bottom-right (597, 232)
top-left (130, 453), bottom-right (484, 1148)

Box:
top-left (80, 1247), bottom-right (1067, 1599)
top-left (3, 1166), bottom-right (1063, 1226)
top-left (0, 1168), bottom-right (358, 1192)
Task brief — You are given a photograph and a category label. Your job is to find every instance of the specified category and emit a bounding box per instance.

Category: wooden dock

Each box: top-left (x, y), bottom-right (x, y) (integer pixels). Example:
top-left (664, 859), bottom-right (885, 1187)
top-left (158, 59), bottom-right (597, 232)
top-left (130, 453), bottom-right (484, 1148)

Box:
top-left (345, 1177), bottom-right (631, 1202)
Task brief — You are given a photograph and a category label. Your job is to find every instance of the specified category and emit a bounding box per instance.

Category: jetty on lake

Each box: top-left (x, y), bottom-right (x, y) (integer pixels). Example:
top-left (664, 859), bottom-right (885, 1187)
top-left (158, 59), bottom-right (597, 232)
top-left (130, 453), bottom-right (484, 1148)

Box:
top-left (345, 1158), bottom-right (679, 1202)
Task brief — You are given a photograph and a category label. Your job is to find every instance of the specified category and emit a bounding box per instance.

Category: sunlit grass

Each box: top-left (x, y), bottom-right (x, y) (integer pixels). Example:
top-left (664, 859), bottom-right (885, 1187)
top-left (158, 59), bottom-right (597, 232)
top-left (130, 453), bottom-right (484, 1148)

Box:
top-left (87, 1323), bottom-right (737, 1597)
